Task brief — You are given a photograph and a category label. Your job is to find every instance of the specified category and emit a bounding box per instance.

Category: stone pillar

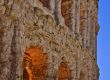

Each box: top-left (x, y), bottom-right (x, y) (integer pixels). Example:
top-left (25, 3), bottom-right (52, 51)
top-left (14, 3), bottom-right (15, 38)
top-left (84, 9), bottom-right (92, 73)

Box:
top-left (89, 0), bottom-right (93, 56)
top-left (71, 0), bottom-right (75, 33)
top-left (50, 0), bottom-right (55, 14)
top-left (54, 0), bottom-right (65, 25)
top-left (86, 0), bottom-right (91, 49)
top-left (75, 0), bottom-right (80, 34)
top-left (80, 0), bottom-right (88, 48)
top-left (89, 0), bottom-right (98, 58)
top-left (61, 0), bottom-right (80, 34)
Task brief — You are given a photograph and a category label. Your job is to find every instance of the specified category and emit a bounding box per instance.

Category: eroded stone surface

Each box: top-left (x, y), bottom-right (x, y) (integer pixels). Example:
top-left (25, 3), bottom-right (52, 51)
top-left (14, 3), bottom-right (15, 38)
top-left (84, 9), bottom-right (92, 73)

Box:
top-left (0, 0), bottom-right (99, 80)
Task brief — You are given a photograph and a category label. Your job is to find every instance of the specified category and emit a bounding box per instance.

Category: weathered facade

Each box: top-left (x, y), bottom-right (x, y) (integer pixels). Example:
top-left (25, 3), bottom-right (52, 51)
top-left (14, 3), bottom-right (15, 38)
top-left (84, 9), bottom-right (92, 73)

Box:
top-left (0, 0), bottom-right (99, 80)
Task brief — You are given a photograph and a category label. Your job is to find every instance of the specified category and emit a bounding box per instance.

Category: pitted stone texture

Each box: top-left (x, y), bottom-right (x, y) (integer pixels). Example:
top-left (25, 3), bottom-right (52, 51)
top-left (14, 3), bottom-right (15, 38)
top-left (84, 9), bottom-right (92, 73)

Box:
top-left (0, 0), bottom-right (99, 80)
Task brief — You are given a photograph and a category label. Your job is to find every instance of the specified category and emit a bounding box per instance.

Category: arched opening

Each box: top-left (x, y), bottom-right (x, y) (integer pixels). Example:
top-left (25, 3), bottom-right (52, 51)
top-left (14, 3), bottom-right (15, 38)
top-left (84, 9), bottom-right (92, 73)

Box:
top-left (23, 46), bottom-right (48, 80)
top-left (58, 62), bottom-right (71, 80)
top-left (79, 71), bottom-right (85, 80)
top-left (39, 0), bottom-right (50, 9)
top-left (61, 0), bottom-right (73, 28)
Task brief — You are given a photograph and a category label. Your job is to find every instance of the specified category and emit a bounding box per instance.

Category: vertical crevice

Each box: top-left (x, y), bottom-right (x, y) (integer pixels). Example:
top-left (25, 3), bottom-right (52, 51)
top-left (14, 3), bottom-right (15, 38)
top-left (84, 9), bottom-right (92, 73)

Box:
top-left (9, 24), bottom-right (17, 80)
top-left (0, 26), bottom-right (5, 77)
top-left (54, 0), bottom-right (60, 25)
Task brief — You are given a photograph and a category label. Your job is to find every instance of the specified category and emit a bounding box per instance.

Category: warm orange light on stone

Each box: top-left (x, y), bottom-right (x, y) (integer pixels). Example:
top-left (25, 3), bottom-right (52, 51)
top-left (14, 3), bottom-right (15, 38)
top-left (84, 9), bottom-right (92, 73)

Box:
top-left (23, 47), bottom-right (48, 80)
top-left (58, 62), bottom-right (71, 80)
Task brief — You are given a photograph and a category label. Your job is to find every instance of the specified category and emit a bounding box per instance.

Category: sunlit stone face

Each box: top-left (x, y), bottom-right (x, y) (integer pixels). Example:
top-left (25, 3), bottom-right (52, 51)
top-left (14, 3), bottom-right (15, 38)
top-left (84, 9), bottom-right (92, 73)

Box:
top-left (23, 47), bottom-right (48, 80)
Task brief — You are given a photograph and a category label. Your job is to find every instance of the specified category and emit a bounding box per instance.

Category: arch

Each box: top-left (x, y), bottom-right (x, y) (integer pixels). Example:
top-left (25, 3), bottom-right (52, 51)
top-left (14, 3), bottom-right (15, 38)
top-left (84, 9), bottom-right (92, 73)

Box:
top-left (23, 46), bottom-right (48, 80)
top-left (39, 0), bottom-right (50, 9)
top-left (58, 62), bottom-right (71, 80)
top-left (61, 0), bottom-right (73, 28)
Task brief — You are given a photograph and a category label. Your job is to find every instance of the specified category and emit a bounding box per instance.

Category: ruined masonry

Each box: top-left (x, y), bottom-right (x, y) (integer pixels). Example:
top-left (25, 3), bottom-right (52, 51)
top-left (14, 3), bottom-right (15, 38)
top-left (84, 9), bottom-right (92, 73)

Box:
top-left (0, 0), bottom-right (99, 80)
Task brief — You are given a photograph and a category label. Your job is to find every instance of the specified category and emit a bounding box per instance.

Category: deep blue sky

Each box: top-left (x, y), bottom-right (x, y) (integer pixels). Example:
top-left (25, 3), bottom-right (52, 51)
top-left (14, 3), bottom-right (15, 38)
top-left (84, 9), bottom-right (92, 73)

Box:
top-left (98, 0), bottom-right (110, 80)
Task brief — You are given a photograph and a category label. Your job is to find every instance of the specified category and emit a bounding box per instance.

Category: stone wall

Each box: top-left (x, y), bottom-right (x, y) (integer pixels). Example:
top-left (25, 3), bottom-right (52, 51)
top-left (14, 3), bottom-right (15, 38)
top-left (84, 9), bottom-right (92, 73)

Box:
top-left (0, 0), bottom-right (99, 80)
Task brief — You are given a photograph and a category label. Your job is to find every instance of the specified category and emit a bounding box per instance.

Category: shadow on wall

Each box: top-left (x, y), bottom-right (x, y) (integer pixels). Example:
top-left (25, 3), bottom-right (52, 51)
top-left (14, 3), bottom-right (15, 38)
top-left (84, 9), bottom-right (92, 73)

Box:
top-left (61, 0), bottom-right (73, 28)
top-left (79, 71), bottom-right (85, 80)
